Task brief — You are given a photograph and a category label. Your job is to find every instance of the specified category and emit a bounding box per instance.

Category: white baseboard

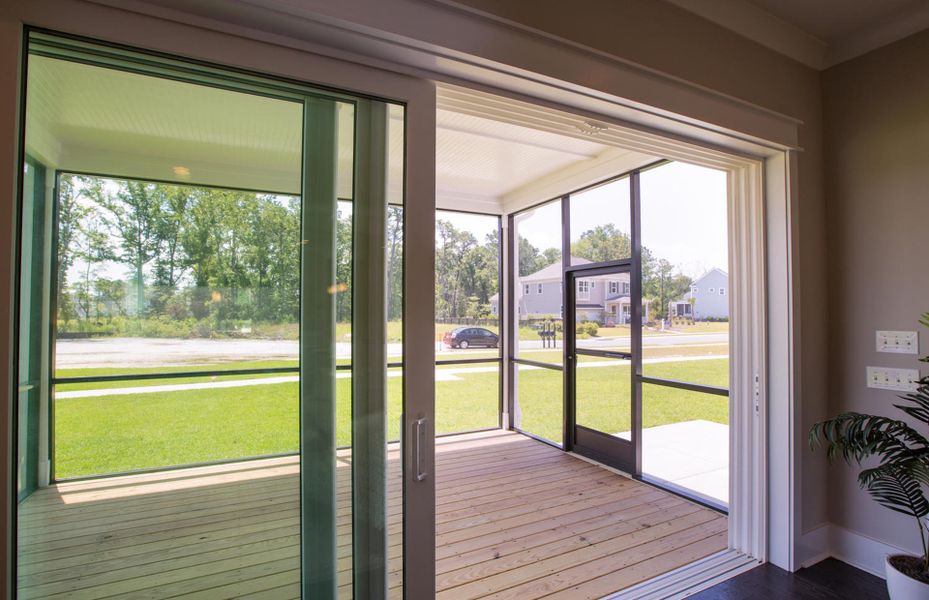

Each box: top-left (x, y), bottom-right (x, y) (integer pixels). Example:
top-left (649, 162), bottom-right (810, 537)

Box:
top-left (798, 523), bottom-right (914, 579)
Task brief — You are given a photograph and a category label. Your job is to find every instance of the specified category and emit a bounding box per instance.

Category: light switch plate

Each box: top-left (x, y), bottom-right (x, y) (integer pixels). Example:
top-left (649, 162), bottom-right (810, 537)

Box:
top-left (867, 366), bottom-right (920, 392)
top-left (876, 330), bottom-right (919, 354)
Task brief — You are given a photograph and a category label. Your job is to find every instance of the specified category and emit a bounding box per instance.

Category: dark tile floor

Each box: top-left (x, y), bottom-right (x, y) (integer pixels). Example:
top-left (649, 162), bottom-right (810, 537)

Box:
top-left (690, 558), bottom-right (889, 599)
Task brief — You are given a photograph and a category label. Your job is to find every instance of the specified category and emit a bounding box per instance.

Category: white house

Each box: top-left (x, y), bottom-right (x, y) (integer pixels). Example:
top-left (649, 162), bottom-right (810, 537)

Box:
top-left (668, 268), bottom-right (729, 320)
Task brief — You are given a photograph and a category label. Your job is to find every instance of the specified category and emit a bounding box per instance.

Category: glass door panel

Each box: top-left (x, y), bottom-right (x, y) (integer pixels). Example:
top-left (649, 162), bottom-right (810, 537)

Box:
top-left (15, 33), bottom-right (413, 600)
top-left (639, 161), bottom-right (731, 509)
top-left (575, 358), bottom-right (632, 435)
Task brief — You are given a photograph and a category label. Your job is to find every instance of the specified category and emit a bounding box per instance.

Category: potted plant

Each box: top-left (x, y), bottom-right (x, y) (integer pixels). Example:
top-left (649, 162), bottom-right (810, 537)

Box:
top-left (810, 313), bottom-right (929, 599)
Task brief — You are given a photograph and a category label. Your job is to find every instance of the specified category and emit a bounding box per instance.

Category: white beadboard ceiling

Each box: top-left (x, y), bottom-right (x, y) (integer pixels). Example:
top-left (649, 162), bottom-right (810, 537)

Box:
top-left (435, 107), bottom-right (610, 208)
top-left (26, 54), bottom-right (316, 195)
top-left (25, 55), bottom-right (656, 210)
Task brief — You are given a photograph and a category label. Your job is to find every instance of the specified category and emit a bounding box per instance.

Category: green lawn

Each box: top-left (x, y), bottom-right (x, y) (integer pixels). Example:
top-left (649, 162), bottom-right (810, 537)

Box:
top-left (515, 359), bottom-right (728, 444)
top-left (53, 357), bottom-right (727, 478)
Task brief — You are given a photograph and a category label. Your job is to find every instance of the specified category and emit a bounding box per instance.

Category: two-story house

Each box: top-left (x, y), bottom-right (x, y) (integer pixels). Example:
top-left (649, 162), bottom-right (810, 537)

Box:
top-left (491, 256), bottom-right (648, 324)
top-left (668, 268), bottom-right (729, 320)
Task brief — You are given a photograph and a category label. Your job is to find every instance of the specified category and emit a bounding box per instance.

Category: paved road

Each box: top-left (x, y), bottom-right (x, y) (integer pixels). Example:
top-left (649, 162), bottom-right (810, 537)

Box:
top-left (55, 333), bottom-right (727, 368)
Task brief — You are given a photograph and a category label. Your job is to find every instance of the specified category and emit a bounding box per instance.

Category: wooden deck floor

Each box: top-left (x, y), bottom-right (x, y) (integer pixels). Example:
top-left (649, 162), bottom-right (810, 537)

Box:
top-left (17, 430), bottom-right (726, 599)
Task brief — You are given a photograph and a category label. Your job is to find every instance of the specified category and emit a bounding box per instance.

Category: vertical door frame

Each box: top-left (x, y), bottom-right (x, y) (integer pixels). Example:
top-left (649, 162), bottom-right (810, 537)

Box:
top-left (352, 98), bottom-right (390, 597)
top-left (398, 84), bottom-right (437, 600)
top-left (563, 260), bottom-right (636, 473)
top-left (300, 96), bottom-right (340, 598)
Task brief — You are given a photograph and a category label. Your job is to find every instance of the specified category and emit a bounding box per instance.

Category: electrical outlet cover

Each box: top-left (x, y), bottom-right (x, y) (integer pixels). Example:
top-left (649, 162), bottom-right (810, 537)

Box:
top-left (867, 366), bottom-right (920, 392)
top-left (876, 330), bottom-right (919, 354)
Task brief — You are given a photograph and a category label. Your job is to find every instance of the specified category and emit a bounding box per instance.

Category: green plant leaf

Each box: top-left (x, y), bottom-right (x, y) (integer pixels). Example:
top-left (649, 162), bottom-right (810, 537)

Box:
top-left (859, 464), bottom-right (929, 519)
top-left (895, 388), bottom-right (929, 425)
top-left (809, 412), bottom-right (929, 465)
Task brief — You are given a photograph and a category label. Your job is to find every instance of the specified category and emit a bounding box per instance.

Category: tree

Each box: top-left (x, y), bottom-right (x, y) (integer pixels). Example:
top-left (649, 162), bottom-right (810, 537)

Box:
top-left (55, 176), bottom-right (91, 324)
top-left (434, 219), bottom-right (502, 320)
top-left (643, 258), bottom-right (693, 320)
top-left (541, 247), bottom-right (561, 267)
top-left (517, 236), bottom-right (558, 277)
top-left (386, 206), bottom-right (403, 322)
top-left (571, 223), bottom-right (631, 263)
top-left (435, 219), bottom-right (477, 318)
top-left (69, 214), bottom-right (112, 328)
top-left (94, 278), bottom-right (127, 322)
top-left (180, 188), bottom-right (224, 320)
top-left (150, 186), bottom-right (190, 314)
top-left (335, 205), bottom-right (353, 323)
top-left (650, 259), bottom-right (675, 321)
top-left (88, 180), bottom-right (164, 317)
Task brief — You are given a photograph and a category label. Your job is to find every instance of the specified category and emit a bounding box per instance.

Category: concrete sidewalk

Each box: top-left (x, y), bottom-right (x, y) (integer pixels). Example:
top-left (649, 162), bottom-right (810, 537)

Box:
top-left (55, 354), bottom-right (728, 398)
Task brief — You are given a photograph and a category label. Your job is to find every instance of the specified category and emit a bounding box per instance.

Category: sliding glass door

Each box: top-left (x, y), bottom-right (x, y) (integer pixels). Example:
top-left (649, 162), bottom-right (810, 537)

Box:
top-left (15, 32), bottom-right (423, 599)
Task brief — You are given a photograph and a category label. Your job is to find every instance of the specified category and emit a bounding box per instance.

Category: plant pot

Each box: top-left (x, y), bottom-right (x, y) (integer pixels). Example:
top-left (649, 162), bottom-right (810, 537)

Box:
top-left (885, 555), bottom-right (929, 599)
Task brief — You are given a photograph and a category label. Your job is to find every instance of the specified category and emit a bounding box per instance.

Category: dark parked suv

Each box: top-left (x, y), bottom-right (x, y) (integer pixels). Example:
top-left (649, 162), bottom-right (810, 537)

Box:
top-left (443, 327), bottom-right (499, 349)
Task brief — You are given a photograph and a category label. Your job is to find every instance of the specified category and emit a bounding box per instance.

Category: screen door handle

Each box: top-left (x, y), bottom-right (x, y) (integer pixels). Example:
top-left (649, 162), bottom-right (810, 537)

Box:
top-left (412, 417), bottom-right (428, 482)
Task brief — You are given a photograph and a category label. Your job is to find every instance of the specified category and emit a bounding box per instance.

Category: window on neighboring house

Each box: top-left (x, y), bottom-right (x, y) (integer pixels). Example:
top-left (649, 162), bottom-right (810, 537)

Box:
top-left (523, 284), bottom-right (530, 295)
top-left (719, 287), bottom-right (726, 296)
top-left (709, 287), bottom-right (715, 293)
top-left (577, 280), bottom-right (590, 300)
top-left (537, 283), bottom-right (543, 294)
top-left (691, 285), bottom-right (698, 294)
top-left (609, 281), bottom-right (619, 295)
top-left (623, 282), bottom-right (630, 294)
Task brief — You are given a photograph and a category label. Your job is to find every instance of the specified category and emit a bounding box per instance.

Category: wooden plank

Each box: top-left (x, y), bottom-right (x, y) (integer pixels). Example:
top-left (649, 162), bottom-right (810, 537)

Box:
top-left (17, 431), bottom-right (727, 600)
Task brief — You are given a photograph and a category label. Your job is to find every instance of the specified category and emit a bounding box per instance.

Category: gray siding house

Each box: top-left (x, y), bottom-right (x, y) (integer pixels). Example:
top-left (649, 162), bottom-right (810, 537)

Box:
top-left (491, 256), bottom-right (647, 324)
top-left (669, 268), bottom-right (729, 320)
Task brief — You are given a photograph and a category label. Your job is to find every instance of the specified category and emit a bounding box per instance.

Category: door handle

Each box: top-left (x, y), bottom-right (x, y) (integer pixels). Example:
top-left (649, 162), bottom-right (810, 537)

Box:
top-left (412, 417), bottom-right (428, 482)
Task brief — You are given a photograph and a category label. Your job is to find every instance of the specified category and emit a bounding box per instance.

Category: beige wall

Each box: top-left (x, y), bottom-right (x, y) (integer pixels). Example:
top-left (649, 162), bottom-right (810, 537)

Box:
top-left (455, 0), bottom-right (831, 536)
top-left (823, 30), bottom-right (929, 554)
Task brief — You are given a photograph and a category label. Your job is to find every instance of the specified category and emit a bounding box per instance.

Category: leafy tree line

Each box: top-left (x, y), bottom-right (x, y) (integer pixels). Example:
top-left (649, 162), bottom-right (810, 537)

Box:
top-left (435, 219), bottom-right (498, 320)
top-left (56, 174), bottom-right (696, 337)
top-left (56, 175), bottom-right (403, 337)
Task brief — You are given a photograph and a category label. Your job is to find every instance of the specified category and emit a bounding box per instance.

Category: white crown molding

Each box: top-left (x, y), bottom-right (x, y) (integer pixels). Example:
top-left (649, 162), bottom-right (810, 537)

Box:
top-left (824, 2), bottom-right (929, 68)
top-left (665, 0), bottom-right (827, 70)
top-left (667, 0), bottom-right (929, 70)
